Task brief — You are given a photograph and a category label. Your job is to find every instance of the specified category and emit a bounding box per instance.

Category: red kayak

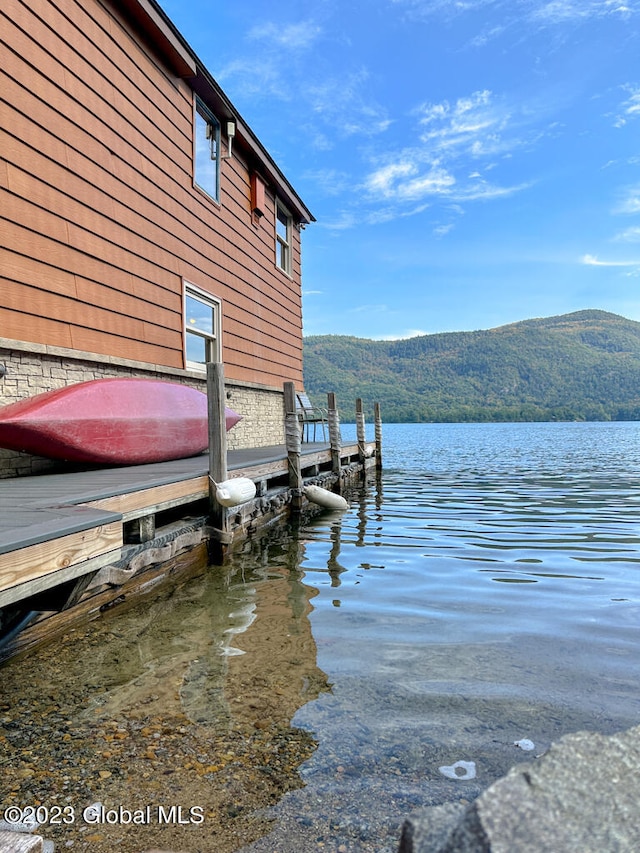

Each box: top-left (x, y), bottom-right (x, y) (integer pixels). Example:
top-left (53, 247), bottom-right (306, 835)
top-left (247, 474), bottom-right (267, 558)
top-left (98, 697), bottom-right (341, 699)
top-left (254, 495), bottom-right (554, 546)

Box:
top-left (0, 379), bottom-right (241, 465)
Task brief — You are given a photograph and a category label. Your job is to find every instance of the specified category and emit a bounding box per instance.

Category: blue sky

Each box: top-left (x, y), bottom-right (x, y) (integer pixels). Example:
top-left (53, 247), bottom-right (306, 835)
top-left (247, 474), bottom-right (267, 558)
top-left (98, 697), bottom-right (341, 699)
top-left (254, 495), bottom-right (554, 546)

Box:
top-left (158, 0), bottom-right (640, 340)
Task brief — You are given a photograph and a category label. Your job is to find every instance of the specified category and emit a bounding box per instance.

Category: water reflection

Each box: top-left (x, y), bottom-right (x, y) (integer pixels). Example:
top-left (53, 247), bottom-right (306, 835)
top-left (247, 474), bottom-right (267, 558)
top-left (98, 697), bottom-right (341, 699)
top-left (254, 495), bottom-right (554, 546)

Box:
top-left (61, 535), bottom-right (331, 733)
top-left (240, 424), bottom-right (640, 851)
top-left (0, 534), bottom-right (329, 853)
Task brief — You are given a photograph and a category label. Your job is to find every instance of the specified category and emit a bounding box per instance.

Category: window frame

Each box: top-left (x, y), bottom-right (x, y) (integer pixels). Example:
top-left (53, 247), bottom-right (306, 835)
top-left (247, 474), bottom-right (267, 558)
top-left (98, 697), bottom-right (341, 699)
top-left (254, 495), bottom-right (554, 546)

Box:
top-left (183, 283), bottom-right (222, 371)
top-left (194, 96), bottom-right (221, 203)
top-left (275, 199), bottom-right (293, 276)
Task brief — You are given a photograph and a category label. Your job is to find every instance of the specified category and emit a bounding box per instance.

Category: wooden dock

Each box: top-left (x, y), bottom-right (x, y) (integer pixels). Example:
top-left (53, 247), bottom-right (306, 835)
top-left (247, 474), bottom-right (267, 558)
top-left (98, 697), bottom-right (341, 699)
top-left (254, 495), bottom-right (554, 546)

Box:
top-left (0, 442), bottom-right (361, 612)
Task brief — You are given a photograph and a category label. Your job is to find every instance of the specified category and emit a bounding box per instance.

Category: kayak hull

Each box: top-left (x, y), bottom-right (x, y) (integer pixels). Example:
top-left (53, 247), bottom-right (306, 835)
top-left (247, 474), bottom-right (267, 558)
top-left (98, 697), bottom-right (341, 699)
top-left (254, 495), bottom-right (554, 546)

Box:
top-left (0, 378), bottom-right (241, 465)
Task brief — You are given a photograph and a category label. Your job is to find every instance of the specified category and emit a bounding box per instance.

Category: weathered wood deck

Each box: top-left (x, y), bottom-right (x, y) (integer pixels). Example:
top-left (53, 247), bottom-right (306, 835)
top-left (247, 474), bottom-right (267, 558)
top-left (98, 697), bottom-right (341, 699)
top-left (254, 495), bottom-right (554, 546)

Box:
top-left (0, 442), bottom-right (354, 610)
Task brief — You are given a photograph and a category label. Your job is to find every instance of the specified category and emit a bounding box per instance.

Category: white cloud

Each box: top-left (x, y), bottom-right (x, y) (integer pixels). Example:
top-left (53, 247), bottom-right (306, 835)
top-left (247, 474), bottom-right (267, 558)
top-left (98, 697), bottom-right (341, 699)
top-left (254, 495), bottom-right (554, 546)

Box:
top-left (613, 85), bottom-right (640, 127)
top-left (248, 21), bottom-right (322, 50)
top-left (218, 27), bottom-right (390, 144)
top-left (417, 90), bottom-right (499, 149)
top-left (307, 70), bottom-right (392, 137)
top-left (454, 180), bottom-right (533, 200)
top-left (387, 0), bottom-right (637, 57)
top-left (614, 226), bottom-right (640, 242)
top-left (320, 211), bottom-right (359, 231)
top-left (389, 0), bottom-right (638, 24)
top-left (364, 160), bottom-right (455, 201)
top-left (355, 88), bottom-right (535, 222)
top-left (532, 0), bottom-right (635, 23)
top-left (216, 57), bottom-right (289, 99)
top-left (469, 24), bottom-right (507, 46)
top-left (350, 304), bottom-right (390, 314)
top-left (366, 202), bottom-right (430, 225)
top-left (389, 0), bottom-right (495, 19)
top-left (302, 168), bottom-right (352, 196)
top-left (614, 187), bottom-right (640, 214)
top-left (581, 254), bottom-right (640, 266)
top-left (217, 20), bottom-right (321, 97)
top-left (414, 89), bottom-right (542, 163)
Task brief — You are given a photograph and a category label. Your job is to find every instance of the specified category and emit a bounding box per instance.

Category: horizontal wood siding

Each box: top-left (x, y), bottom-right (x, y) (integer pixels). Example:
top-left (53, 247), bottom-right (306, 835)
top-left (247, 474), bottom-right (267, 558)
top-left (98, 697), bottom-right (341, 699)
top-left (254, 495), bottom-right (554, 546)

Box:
top-left (0, 0), bottom-right (304, 388)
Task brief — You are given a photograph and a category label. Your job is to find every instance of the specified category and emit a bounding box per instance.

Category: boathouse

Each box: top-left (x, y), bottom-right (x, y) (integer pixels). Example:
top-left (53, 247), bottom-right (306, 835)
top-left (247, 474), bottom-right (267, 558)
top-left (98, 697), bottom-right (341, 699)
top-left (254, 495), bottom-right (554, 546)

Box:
top-left (0, 0), bottom-right (382, 662)
top-left (0, 0), bottom-right (314, 479)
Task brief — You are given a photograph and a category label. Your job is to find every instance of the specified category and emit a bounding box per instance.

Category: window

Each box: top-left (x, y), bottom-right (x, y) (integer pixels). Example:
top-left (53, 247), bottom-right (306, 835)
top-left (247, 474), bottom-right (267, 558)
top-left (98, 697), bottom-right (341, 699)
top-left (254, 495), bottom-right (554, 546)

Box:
top-left (276, 199), bottom-right (292, 275)
top-left (184, 284), bottom-right (221, 370)
top-left (194, 97), bottom-right (220, 202)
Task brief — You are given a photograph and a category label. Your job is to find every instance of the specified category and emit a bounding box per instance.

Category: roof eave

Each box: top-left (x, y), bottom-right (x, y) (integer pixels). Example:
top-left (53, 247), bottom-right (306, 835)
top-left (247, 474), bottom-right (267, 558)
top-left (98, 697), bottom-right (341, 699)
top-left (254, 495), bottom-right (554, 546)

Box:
top-left (115, 0), bottom-right (315, 226)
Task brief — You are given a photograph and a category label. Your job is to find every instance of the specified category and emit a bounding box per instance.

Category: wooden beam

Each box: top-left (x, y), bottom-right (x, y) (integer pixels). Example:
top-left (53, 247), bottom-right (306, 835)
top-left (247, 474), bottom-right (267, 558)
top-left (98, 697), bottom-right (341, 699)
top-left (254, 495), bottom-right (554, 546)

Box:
top-left (133, 514), bottom-right (156, 543)
top-left (374, 402), bottom-right (383, 470)
top-left (0, 522), bottom-right (123, 595)
top-left (284, 381), bottom-right (303, 510)
top-left (208, 362), bottom-right (228, 560)
top-left (87, 476), bottom-right (209, 519)
top-left (0, 544), bottom-right (122, 609)
top-left (232, 458), bottom-right (288, 480)
top-left (356, 398), bottom-right (366, 464)
top-left (328, 392), bottom-right (342, 476)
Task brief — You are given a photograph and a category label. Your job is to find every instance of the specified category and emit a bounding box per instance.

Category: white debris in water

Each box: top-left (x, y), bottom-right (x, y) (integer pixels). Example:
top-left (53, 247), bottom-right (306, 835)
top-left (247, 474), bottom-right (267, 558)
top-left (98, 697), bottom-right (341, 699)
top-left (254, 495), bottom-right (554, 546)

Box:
top-left (438, 760), bottom-right (477, 780)
top-left (514, 738), bottom-right (535, 751)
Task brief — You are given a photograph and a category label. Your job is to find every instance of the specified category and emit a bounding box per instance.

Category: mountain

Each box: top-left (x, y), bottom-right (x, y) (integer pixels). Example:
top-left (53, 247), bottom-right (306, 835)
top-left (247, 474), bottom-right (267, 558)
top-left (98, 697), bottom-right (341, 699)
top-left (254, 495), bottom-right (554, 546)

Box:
top-left (303, 310), bottom-right (640, 423)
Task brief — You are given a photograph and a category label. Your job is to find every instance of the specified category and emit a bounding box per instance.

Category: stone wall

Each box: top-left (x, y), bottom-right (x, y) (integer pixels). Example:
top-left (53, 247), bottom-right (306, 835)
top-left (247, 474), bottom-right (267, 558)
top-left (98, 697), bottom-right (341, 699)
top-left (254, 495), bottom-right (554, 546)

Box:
top-left (0, 341), bottom-right (286, 479)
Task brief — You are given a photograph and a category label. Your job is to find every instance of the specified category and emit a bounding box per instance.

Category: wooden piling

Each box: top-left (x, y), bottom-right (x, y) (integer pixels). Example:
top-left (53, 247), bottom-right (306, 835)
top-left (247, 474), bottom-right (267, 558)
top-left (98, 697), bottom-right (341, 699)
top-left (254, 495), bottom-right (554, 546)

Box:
top-left (207, 362), bottom-right (229, 560)
top-left (374, 402), bottom-right (382, 470)
top-left (356, 398), bottom-right (366, 464)
top-left (328, 392), bottom-right (341, 476)
top-left (135, 514), bottom-right (156, 543)
top-left (284, 381), bottom-right (303, 511)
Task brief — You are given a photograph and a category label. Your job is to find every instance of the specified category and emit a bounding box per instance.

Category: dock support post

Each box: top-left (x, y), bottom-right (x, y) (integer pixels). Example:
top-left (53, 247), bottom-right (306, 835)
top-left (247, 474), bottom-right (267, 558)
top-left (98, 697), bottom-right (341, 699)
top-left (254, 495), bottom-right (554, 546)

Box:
top-left (208, 362), bottom-right (229, 562)
top-left (356, 398), bottom-right (366, 464)
top-left (284, 381), bottom-right (303, 512)
top-left (136, 514), bottom-right (156, 543)
top-left (374, 402), bottom-right (382, 471)
top-left (328, 392), bottom-right (342, 476)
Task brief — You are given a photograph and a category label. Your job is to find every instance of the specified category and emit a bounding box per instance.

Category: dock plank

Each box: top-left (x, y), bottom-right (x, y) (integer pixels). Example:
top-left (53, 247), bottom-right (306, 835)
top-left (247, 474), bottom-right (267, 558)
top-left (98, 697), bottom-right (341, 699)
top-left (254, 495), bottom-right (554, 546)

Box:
top-left (0, 505), bottom-right (121, 555)
top-left (0, 522), bottom-right (123, 595)
top-left (0, 550), bottom-right (122, 609)
top-left (87, 475), bottom-right (209, 518)
top-left (0, 442), bottom-right (356, 607)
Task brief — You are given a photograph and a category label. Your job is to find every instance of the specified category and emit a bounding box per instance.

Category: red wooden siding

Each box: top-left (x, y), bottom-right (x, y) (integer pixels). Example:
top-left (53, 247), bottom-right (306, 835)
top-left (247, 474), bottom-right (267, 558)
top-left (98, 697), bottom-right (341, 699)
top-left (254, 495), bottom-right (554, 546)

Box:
top-left (0, 0), bottom-right (307, 388)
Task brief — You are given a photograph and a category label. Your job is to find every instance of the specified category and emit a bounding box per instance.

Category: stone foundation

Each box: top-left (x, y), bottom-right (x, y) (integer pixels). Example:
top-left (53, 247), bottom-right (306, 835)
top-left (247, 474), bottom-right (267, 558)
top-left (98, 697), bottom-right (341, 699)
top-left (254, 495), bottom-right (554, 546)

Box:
top-left (0, 340), bottom-right (285, 479)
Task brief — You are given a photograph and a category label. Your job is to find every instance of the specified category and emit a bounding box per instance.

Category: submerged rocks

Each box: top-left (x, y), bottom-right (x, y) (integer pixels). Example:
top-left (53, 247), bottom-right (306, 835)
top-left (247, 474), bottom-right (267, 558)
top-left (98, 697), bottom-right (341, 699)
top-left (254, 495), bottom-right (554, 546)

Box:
top-left (399, 724), bottom-right (640, 852)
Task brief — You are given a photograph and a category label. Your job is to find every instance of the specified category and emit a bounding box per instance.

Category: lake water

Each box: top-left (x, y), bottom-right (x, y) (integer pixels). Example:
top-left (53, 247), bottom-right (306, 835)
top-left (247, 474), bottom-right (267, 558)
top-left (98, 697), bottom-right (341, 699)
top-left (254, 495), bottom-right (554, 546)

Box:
top-left (2, 422), bottom-right (640, 852)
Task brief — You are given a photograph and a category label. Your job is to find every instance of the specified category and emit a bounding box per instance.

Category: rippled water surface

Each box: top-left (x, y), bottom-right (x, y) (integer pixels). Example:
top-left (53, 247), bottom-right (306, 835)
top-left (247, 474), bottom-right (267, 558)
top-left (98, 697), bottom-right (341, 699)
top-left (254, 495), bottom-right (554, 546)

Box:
top-left (2, 422), bottom-right (640, 852)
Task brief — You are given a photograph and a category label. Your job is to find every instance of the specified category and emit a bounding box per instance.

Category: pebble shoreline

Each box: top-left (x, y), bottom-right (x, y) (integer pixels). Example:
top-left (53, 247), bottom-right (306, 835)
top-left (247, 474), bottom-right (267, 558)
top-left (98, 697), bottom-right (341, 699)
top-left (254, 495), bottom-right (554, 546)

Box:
top-left (0, 558), bottom-right (325, 853)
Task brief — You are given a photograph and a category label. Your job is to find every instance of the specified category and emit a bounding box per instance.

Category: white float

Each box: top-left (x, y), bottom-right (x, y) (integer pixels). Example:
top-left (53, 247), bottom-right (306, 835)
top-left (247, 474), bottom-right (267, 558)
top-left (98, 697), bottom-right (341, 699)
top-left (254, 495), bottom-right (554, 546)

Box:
top-left (215, 477), bottom-right (257, 507)
top-left (304, 484), bottom-right (348, 511)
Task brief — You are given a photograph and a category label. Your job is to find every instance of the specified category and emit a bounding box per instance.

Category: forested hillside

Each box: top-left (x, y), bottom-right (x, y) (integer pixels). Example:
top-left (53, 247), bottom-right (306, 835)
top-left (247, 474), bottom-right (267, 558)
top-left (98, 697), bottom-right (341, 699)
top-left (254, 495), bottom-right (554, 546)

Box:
top-left (303, 310), bottom-right (640, 422)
